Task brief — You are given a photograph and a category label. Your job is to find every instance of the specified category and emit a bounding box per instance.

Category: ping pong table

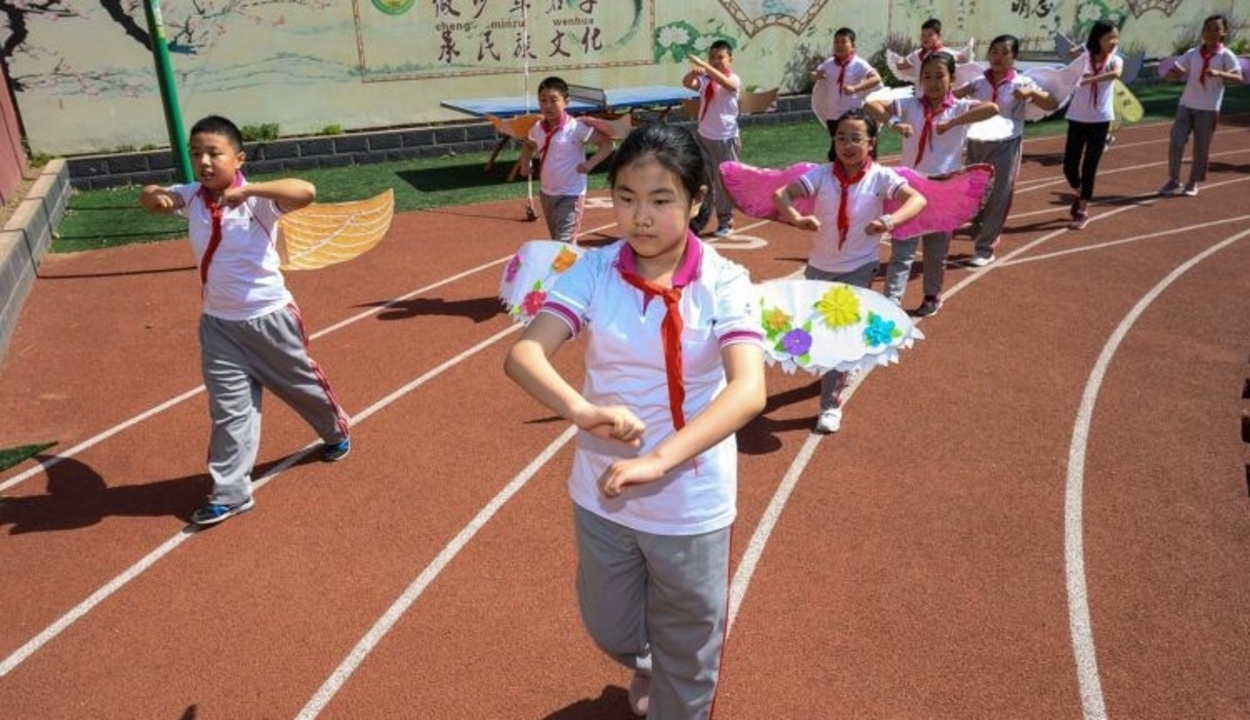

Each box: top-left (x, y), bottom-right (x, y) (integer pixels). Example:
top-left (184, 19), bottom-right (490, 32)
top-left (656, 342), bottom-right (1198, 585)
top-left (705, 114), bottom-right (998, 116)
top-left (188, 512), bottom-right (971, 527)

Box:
top-left (441, 84), bottom-right (698, 175)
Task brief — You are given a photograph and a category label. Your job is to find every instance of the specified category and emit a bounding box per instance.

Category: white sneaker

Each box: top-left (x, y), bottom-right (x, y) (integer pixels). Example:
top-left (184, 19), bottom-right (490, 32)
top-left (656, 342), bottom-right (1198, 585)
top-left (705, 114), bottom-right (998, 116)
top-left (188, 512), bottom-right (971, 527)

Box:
top-left (964, 254), bottom-right (995, 268)
top-left (628, 672), bottom-right (650, 717)
top-left (815, 408), bottom-right (843, 434)
top-left (1182, 182), bottom-right (1198, 197)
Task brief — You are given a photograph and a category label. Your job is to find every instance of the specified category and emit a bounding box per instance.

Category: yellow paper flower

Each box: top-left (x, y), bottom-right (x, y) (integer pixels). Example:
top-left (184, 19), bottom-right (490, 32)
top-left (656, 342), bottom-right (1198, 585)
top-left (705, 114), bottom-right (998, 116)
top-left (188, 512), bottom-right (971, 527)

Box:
top-left (552, 247), bottom-right (579, 272)
top-left (815, 285), bottom-right (861, 329)
top-left (763, 306), bottom-right (792, 334)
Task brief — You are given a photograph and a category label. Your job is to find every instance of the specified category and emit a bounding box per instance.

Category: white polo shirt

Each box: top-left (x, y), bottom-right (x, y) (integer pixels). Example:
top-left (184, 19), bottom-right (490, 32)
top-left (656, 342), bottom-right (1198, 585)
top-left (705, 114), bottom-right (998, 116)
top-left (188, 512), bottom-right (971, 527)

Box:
top-left (528, 114), bottom-right (596, 197)
top-left (797, 161), bottom-right (909, 274)
top-left (695, 73), bottom-right (741, 141)
top-left (541, 237), bottom-right (763, 535)
top-left (1176, 45), bottom-right (1240, 111)
top-left (891, 94), bottom-right (981, 173)
top-left (171, 180), bottom-right (292, 321)
top-left (1065, 52), bottom-right (1122, 123)
top-left (813, 54), bottom-right (876, 122)
top-left (963, 70), bottom-right (1042, 138)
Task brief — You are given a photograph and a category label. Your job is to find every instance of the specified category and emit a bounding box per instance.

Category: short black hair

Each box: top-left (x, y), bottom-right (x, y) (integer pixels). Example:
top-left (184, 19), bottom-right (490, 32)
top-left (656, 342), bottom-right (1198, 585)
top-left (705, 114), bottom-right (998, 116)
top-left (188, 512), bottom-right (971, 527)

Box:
top-left (189, 115), bottom-right (244, 152)
top-left (537, 76), bottom-right (569, 98)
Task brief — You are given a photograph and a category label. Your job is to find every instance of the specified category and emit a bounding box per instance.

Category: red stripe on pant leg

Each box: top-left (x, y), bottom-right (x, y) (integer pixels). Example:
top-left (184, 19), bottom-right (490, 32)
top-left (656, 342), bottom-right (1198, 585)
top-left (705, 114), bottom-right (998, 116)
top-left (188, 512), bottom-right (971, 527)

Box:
top-left (286, 303), bottom-right (351, 438)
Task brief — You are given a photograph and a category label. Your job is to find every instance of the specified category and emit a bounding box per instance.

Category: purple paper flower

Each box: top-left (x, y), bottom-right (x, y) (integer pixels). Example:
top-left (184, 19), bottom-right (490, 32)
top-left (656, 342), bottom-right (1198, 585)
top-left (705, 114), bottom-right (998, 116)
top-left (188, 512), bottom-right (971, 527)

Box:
top-left (781, 327), bottom-right (812, 356)
top-left (504, 255), bottom-right (522, 282)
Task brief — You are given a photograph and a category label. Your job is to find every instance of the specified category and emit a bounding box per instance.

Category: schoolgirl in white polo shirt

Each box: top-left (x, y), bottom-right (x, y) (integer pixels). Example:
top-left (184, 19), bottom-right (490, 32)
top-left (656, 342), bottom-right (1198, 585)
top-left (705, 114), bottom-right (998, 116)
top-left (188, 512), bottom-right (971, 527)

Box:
top-left (868, 50), bottom-right (998, 317)
top-left (505, 123), bottom-right (765, 719)
top-left (774, 108), bottom-right (927, 434)
top-left (1160, 14), bottom-right (1244, 197)
top-left (1063, 21), bottom-right (1123, 230)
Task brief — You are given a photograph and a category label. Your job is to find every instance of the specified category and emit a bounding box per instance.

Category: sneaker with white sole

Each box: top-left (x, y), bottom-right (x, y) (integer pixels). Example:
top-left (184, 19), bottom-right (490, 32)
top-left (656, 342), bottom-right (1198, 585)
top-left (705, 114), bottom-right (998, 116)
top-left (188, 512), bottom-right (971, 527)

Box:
top-left (1182, 182), bottom-right (1198, 197)
top-left (628, 672), bottom-right (650, 717)
top-left (1158, 179), bottom-right (1182, 196)
top-left (191, 497), bottom-right (255, 526)
top-left (964, 254), bottom-right (995, 268)
top-left (815, 407), bottom-right (843, 434)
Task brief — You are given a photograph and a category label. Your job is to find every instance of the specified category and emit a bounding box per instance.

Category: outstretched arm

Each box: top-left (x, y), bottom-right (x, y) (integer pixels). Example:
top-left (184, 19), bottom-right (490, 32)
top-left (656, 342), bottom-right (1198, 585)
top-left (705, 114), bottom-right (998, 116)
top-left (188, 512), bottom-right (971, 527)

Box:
top-left (139, 185), bottom-right (184, 214)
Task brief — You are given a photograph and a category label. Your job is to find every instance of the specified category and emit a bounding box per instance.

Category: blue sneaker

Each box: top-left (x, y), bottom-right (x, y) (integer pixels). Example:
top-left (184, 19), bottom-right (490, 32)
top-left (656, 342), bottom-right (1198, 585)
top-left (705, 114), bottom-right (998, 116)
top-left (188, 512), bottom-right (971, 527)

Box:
top-left (191, 497), bottom-right (255, 526)
top-left (323, 437), bottom-right (351, 462)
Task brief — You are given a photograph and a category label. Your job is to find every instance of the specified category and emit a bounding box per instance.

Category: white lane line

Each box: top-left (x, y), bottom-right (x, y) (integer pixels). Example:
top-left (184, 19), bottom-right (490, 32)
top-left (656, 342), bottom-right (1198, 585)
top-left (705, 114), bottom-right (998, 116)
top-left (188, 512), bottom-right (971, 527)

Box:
top-left (296, 425), bottom-right (579, 720)
top-left (0, 220), bottom-right (623, 494)
top-left (0, 325), bottom-right (522, 677)
top-left (1064, 226), bottom-right (1250, 720)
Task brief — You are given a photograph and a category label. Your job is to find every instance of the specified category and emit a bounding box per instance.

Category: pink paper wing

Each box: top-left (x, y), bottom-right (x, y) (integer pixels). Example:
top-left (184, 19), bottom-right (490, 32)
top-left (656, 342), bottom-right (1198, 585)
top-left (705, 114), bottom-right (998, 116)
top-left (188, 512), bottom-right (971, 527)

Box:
top-left (955, 61), bottom-right (986, 90)
top-left (1023, 56), bottom-right (1086, 121)
top-left (720, 161), bottom-right (817, 219)
top-left (885, 164), bottom-right (995, 237)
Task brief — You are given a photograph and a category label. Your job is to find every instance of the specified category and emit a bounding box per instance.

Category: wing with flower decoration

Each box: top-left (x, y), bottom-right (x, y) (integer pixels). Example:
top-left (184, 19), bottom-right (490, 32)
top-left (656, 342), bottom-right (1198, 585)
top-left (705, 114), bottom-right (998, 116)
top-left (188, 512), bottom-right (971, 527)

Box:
top-left (278, 189), bottom-right (395, 270)
top-left (886, 164), bottom-right (994, 238)
top-left (1111, 79), bottom-right (1143, 131)
top-left (756, 278), bottom-right (923, 375)
top-left (499, 240), bottom-right (585, 324)
top-left (720, 160), bottom-right (818, 219)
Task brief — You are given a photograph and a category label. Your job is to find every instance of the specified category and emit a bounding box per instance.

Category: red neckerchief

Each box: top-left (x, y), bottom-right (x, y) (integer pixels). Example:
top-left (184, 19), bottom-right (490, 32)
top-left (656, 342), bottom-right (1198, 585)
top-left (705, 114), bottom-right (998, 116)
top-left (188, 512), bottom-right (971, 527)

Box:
top-left (616, 236), bottom-right (702, 430)
top-left (1199, 43), bottom-right (1223, 88)
top-left (538, 113), bottom-right (569, 172)
top-left (919, 43), bottom-right (944, 63)
top-left (699, 79), bottom-right (716, 121)
top-left (833, 159), bottom-right (870, 249)
top-left (835, 52), bottom-right (854, 96)
top-left (914, 94), bottom-right (954, 167)
top-left (984, 67), bottom-right (1016, 104)
top-left (195, 173), bottom-right (244, 295)
top-left (1088, 54), bottom-right (1108, 105)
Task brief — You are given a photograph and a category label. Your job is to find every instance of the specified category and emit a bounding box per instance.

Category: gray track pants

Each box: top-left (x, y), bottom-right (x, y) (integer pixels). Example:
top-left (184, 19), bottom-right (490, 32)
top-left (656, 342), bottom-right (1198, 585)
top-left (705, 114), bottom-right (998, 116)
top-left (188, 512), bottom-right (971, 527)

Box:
top-left (200, 304), bottom-right (349, 505)
top-left (574, 505), bottom-right (731, 720)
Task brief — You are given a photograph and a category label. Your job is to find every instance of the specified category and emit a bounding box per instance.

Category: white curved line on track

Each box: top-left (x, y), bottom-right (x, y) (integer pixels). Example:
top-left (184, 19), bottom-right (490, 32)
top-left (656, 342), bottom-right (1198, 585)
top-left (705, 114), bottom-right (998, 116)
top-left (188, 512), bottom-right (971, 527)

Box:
top-left (1064, 225), bottom-right (1250, 720)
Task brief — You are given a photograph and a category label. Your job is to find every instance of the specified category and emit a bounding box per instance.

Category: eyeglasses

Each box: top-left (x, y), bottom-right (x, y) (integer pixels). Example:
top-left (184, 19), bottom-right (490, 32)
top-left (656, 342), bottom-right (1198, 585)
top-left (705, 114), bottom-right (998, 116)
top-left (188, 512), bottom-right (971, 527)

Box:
top-left (833, 134), bottom-right (868, 145)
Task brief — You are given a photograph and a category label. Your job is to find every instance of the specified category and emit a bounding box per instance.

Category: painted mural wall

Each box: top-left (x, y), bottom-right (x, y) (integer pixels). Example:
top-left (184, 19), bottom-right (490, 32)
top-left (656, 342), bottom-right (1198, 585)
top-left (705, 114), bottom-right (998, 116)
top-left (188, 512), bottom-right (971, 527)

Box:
top-left (1, 0), bottom-right (1239, 155)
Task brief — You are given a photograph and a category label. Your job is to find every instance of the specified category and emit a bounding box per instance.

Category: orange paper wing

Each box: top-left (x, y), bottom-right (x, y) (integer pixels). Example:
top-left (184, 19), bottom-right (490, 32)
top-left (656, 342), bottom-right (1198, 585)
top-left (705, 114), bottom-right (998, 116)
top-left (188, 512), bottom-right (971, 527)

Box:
top-left (279, 189), bottom-right (395, 270)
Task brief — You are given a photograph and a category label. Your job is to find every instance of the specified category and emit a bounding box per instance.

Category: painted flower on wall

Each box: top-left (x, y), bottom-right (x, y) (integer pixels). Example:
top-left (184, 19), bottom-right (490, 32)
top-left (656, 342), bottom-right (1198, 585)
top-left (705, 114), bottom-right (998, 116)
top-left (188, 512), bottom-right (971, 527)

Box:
top-left (654, 20), bottom-right (735, 63)
top-left (1071, 0), bottom-right (1128, 43)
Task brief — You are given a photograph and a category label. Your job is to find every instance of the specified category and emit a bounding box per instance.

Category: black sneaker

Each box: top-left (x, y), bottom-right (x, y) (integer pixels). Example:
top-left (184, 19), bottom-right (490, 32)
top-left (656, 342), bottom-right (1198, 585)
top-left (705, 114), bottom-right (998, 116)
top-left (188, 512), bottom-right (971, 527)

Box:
top-left (914, 296), bottom-right (943, 318)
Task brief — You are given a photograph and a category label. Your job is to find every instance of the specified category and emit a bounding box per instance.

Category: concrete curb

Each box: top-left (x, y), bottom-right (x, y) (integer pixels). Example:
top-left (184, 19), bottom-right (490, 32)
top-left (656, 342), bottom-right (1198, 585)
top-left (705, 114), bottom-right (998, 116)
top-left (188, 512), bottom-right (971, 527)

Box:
top-left (1, 158), bottom-right (70, 364)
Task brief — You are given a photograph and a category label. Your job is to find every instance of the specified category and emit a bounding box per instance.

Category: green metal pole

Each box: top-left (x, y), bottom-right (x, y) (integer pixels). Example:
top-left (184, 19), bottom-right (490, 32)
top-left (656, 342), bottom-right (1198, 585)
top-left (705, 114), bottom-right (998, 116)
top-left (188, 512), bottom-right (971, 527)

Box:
top-left (142, 0), bottom-right (192, 182)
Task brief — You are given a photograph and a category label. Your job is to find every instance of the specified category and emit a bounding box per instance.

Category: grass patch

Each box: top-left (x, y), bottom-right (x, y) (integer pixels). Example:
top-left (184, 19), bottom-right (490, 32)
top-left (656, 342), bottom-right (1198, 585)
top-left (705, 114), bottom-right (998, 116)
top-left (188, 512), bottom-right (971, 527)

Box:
top-left (51, 83), bottom-right (1246, 253)
top-left (0, 441), bottom-right (56, 473)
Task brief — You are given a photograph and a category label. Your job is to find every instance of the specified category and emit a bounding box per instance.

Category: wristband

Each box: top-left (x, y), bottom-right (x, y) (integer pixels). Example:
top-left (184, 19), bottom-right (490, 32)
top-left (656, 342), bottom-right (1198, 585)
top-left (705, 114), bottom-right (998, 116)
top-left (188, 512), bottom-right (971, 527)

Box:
top-left (887, 115), bottom-right (902, 129)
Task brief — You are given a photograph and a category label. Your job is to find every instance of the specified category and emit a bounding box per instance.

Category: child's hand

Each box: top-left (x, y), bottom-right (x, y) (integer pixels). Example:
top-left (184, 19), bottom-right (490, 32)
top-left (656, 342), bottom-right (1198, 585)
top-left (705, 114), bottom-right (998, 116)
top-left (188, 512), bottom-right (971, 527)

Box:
top-left (1012, 87), bottom-right (1031, 100)
top-left (222, 185), bottom-right (249, 207)
top-left (893, 122), bottom-right (915, 138)
top-left (866, 217), bottom-right (890, 235)
top-left (578, 404), bottom-right (645, 448)
top-left (935, 119), bottom-right (952, 135)
top-left (576, 161), bottom-right (592, 174)
top-left (139, 188), bottom-right (179, 213)
top-left (599, 455), bottom-right (666, 498)
top-left (688, 56), bottom-right (710, 74)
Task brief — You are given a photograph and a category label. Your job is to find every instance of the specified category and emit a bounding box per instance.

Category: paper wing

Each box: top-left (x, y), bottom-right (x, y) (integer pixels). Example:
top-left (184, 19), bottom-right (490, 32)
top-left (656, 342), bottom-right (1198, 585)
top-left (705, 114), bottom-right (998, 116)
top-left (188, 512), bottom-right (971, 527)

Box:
top-left (955, 61), bottom-right (987, 89)
top-left (864, 85), bottom-right (915, 106)
top-left (720, 161), bottom-right (818, 219)
top-left (966, 114), bottom-right (1015, 142)
top-left (1112, 79), bottom-right (1144, 124)
top-left (886, 165), bottom-right (994, 238)
top-left (810, 78), bottom-right (840, 121)
top-left (1022, 56), bottom-right (1086, 120)
top-left (954, 37), bottom-right (977, 64)
top-left (485, 113), bottom-right (541, 140)
top-left (756, 278), bottom-right (924, 375)
top-left (279, 189), bottom-right (395, 271)
top-left (581, 114), bottom-right (634, 139)
top-left (887, 49), bottom-right (918, 84)
top-left (499, 240), bottom-right (585, 324)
